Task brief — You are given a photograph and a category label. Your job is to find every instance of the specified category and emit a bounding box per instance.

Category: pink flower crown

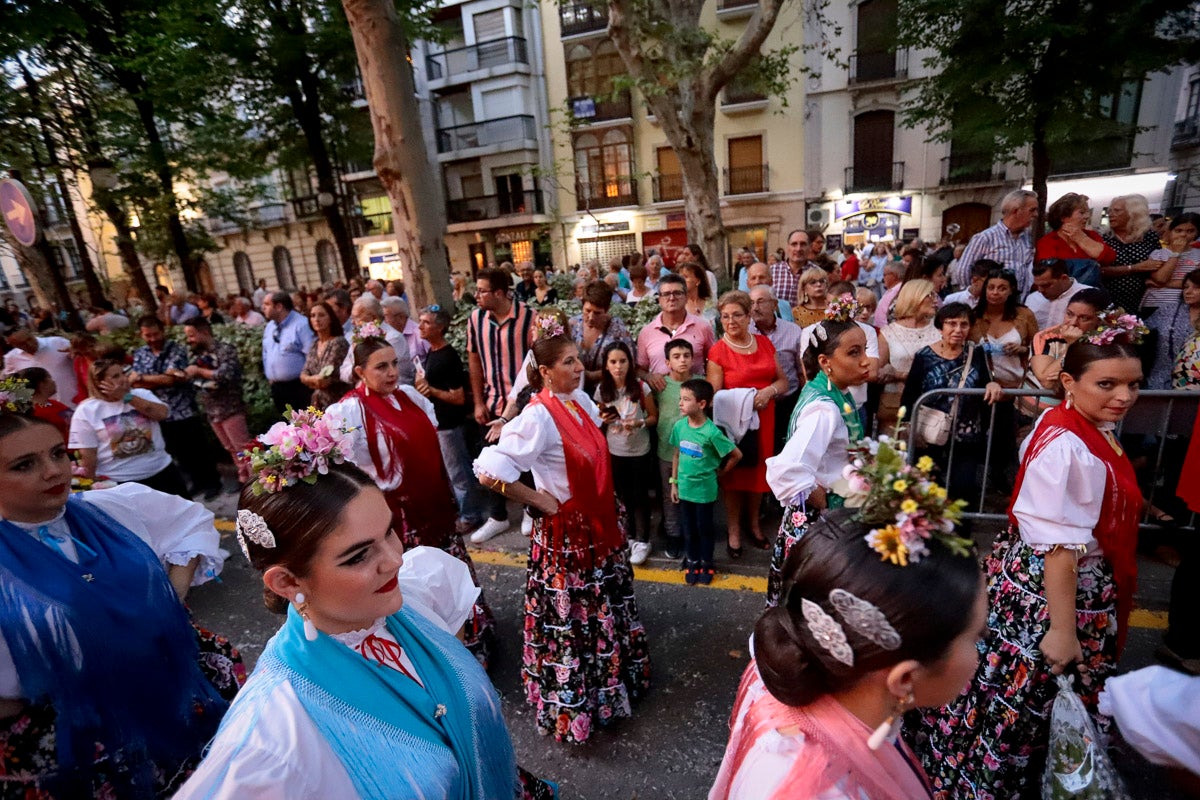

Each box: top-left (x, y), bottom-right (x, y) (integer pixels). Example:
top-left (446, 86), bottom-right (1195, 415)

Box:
top-left (536, 315), bottom-right (565, 339)
top-left (824, 293), bottom-right (860, 323)
top-left (241, 407), bottom-right (356, 495)
top-left (830, 420), bottom-right (971, 566)
top-left (352, 320), bottom-right (385, 345)
top-left (1081, 307), bottom-right (1149, 346)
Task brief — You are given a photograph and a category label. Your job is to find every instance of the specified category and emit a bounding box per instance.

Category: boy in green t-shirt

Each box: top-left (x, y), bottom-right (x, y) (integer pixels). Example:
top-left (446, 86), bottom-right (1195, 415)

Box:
top-left (669, 378), bottom-right (741, 585)
top-left (654, 339), bottom-right (694, 560)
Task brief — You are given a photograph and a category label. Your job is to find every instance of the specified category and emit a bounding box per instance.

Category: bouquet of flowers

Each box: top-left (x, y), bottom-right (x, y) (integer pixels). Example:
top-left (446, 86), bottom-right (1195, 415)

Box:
top-left (0, 376), bottom-right (34, 414)
top-left (241, 406), bottom-right (356, 495)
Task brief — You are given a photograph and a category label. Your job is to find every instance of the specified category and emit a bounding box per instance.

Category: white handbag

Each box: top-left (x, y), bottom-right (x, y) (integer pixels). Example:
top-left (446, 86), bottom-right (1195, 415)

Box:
top-left (914, 343), bottom-right (974, 448)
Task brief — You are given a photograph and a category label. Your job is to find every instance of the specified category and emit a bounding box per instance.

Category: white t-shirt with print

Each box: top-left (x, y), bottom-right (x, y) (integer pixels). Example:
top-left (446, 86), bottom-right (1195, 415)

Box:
top-left (68, 389), bottom-right (172, 481)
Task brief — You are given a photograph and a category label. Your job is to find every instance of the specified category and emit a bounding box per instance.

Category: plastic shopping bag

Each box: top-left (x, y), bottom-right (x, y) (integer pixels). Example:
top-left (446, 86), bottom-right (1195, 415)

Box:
top-left (1042, 674), bottom-right (1131, 799)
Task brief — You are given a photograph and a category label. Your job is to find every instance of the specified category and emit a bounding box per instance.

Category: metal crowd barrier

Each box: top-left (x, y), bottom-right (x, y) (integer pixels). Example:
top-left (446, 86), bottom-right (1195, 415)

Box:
top-left (903, 387), bottom-right (1199, 530)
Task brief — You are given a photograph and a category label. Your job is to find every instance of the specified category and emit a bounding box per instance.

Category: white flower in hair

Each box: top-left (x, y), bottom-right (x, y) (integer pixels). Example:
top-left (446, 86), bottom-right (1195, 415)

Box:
top-left (236, 509), bottom-right (276, 561)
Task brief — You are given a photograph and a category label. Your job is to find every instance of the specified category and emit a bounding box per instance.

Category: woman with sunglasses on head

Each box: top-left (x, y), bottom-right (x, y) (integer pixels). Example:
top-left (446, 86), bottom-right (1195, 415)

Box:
top-left (327, 335), bottom-right (497, 668)
top-left (176, 412), bottom-right (555, 800)
top-left (791, 267), bottom-right (831, 328)
top-left (910, 321), bottom-right (1147, 799)
top-left (0, 386), bottom-right (242, 798)
top-left (712, 441), bottom-right (985, 800)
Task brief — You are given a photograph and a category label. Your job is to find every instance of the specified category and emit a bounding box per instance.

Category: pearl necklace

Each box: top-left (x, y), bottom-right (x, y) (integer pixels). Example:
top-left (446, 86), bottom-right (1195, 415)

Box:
top-left (723, 333), bottom-right (754, 351)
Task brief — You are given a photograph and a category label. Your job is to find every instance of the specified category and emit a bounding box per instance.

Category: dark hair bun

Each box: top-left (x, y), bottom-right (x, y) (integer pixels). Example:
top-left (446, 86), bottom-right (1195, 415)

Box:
top-left (755, 606), bottom-right (828, 707)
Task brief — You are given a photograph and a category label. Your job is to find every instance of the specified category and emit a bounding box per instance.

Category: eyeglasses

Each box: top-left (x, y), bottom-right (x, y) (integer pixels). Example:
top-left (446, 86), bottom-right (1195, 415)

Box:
top-left (719, 311), bottom-right (748, 321)
top-left (658, 290), bottom-right (685, 299)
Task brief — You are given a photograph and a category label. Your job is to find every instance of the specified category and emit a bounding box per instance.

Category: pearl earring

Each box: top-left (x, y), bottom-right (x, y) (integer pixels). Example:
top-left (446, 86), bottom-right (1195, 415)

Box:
top-left (295, 592), bottom-right (318, 641)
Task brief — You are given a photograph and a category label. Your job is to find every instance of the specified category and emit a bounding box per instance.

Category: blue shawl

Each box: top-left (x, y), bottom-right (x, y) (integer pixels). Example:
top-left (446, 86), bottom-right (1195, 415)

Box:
top-left (0, 496), bottom-right (227, 797)
top-left (213, 604), bottom-right (519, 800)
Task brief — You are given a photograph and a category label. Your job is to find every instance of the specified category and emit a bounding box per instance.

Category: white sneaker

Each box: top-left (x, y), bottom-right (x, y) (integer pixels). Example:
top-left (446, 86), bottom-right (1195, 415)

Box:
top-left (471, 517), bottom-right (510, 544)
top-left (630, 541), bottom-right (651, 565)
top-left (521, 512), bottom-right (534, 536)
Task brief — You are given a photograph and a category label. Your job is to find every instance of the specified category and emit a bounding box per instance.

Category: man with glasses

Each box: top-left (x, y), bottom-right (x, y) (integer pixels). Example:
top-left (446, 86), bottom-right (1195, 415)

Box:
top-left (261, 290), bottom-right (315, 412)
top-left (635, 273), bottom-right (715, 392)
top-left (954, 188), bottom-right (1038, 295)
top-left (769, 229), bottom-right (817, 305)
top-left (467, 267), bottom-right (536, 543)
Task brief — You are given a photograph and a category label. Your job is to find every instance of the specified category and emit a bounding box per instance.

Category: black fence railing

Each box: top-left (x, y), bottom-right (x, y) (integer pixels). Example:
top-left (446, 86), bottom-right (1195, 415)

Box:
top-left (724, 164), bottom-right (769, 195)
top-left (652, 174), bottom-right (683, 202)
top-left (844, 161), bottom-right (904, 193)
top-left (939, 154), bottom-right (1003, 185)
top-left (435, 115), bottom-right (537, 154)
top-left (569, 91), bottom-right (633, 122)
top-left (848, 49), bottom-right (908, 84)
top-left (446, 190), bottom-right (544, 223)
top-left (576, 179), bottom-right (638, 210)
top-left (426, 37), bottom-right (528, 81)
top-left (560, 0), bottom-right (607, 36)
top-left (1172, 116), bottom-right (1200, 148)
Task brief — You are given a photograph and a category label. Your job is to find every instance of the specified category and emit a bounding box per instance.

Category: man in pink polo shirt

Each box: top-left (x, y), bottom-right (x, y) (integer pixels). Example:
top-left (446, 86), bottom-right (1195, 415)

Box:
top-left (636, 273), bottom-right (715, 391)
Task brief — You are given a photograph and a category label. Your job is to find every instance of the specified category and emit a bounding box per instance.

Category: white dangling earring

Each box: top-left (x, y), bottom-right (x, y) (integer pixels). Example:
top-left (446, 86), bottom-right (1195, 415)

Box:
top-left (1065, 392), bottom-right (1074, 410)
top-left (295, 592), bottom-right (318, 641)
top-left (867, 692), bottom-right (914, 751)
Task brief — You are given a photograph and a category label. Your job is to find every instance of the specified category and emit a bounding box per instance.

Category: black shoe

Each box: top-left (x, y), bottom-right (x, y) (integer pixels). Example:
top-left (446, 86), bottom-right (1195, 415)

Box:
top-left (664, 546), bottom-right (682, 560)
top-left (726, 544), bottom-right (744, 560)
top-left (685, 562), bottom-right (699, 585)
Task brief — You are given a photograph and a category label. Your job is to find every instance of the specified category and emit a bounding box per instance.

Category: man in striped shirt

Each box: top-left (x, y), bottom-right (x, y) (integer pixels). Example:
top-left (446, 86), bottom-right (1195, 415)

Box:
top-left (467, 267), bottom-right (536, 542)
top-left (954, 189), bottom-right (1039, 297)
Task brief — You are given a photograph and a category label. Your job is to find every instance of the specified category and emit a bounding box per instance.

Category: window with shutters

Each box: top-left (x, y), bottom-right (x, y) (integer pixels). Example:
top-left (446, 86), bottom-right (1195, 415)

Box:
top-left (566, 40), bottom-right (631, 121)
top-left (315, 241), bottom-right (338, 285)
top-left (233, 252), bottom-right (255, 295)
top-left (851, 0), bottom-right (903, 83)
top-left (726, 135), bottom-right (765, 194)
top-left (577, 234), bottom-right (637, 264)
top-left (654, 147), bottom-right (683, 202)
top-left (273, 246), bottom-right (297, 291)
top-left (472, 9), bottom-right (506, 42)
top-left (849, 112), bottom-right (896, 192)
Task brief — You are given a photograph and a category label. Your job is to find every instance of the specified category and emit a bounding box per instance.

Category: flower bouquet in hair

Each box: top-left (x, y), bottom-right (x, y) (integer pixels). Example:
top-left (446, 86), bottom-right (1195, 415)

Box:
top-left (832, 417), bottom-right (971, 566)
top-left (1082, 308), bottom-right (1149, 346)
top-left (0, 376), bottom-right (33, 414)
top-left (241, 406), bottom-right (356, 495)
top-left (351, 320), bottom-right (384, 345)
top-left (824, 293), bottom-right (860, 323)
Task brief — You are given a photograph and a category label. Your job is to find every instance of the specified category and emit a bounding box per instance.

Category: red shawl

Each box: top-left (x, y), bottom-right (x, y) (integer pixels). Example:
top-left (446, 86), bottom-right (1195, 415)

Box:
top-left (1008, 405), bottom-right (1142, 651)
top-left (710, 663), bottom-right (932, 800)
top-left (531, 389), bottom-right (622, 564)
top-left (1177, 410), bottom-right (1200, 513)
top-left (350, 385), bottom-right (456, 548)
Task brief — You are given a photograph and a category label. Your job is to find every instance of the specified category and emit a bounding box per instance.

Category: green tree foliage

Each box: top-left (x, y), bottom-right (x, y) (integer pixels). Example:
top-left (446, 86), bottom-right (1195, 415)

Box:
top-left (899, 0), bottom-right (1200, 220)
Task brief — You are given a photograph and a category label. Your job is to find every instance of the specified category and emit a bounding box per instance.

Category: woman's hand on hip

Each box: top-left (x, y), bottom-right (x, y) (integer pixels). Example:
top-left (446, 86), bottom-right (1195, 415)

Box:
top-left (533, 490), bottom-right (560, 516)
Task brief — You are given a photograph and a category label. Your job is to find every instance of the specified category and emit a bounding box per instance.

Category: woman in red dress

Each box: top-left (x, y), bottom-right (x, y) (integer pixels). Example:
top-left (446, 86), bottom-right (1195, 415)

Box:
top-left (707, 291), bottom-right (789, 557)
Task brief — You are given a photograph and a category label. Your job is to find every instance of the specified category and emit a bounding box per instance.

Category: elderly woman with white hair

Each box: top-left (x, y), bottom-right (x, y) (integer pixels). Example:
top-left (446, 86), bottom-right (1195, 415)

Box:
top-left (1102, 193), bottom-right (1163, 312)
top-left (337, 295), bottom-right (415, 386)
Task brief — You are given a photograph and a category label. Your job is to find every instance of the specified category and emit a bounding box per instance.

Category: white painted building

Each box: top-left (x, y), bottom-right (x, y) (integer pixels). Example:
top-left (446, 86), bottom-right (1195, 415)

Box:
top-left (801, 0), bottom-right (1184, 251)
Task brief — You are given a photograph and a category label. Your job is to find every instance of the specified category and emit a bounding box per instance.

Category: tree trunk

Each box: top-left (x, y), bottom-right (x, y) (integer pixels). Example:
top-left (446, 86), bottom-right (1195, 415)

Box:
top-left (99, 194), bottom-right (158, 312)
top-left (341, 0), bottom-right (453, 310)
top-left (0, 226), bottom-right (83, 330)
top-left (673, 112), bottom-right (728, 280)
top-left (17, 59), bottom-right (107, 305)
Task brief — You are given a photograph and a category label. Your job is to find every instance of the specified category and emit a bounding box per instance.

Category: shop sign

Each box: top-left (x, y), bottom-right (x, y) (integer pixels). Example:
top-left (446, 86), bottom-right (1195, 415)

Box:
top-left (643, 216), bottom-right (666, 232)
top-left (843, 212), bottom-right (900, 238)
top-left (834, 195), bottom-right (913, 221)
top-left (666, 212), bottom-right (687, 229)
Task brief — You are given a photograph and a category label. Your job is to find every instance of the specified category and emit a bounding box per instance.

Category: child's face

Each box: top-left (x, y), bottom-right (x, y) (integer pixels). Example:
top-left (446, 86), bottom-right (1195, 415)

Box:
top-left (678, 388), bottom-right (705, 418)
top-left (605, 349), bottom-right (630, 383)
top-left (41, 378), bottom-right (56, 398)
top-left (666, 347), bottom-right (693, 377)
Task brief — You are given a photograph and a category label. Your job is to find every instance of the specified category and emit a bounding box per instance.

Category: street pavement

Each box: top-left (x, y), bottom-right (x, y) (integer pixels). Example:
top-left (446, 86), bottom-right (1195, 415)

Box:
top-left (190, 491), bottom-right (1188, 799)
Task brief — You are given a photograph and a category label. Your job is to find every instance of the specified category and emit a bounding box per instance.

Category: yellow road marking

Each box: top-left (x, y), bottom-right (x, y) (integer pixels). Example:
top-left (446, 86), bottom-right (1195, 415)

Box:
top-left (215, 519), bottom-right (1170, 628)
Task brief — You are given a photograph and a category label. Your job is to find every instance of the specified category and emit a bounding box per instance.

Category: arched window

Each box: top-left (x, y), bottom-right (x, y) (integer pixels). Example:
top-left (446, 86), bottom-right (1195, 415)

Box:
top-left (566, 44), bottom-right (594, 97)
top-left (273, 246), bottom-right (297, 291)
top-left (315, 240), bottom-right (339, 285)
top-left (233, 252), bottom-right (255, 295)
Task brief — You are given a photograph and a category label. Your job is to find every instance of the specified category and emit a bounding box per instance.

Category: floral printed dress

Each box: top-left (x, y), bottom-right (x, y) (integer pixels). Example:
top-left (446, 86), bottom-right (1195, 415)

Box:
top-left (908, 416), bottom-right (1138, 799)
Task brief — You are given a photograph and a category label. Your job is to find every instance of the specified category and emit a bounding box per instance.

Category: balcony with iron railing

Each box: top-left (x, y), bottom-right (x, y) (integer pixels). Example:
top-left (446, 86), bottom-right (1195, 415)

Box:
top-left (848, 49), bottom-right (908, 84)
top-left (939, 154), bottom-right (1005, 186)
top-left (426, 37), bottom-right (529, 84)
top-left (652, 174), bottom-right (683, 202)
top-left (575, 178), bottom-right (638, 210)
top-left (716, 0), bottom-right (757, 20)
top-left (721, 79), bottom-right (768, 111)
top-left (569, 90), bottom-right (633, 123)
top-left (560, 0), bottom-right (608, 36)
top-left (724, 164), bottom-right (768, 195)
top-left (435, 114), bottom-right (538, 155)
top-left (1173, 116), bottom-right (1200, 149)
top-left (844, 162), bottom-right (905, 193)
top-left (446, 190), bottom-right (545, 224)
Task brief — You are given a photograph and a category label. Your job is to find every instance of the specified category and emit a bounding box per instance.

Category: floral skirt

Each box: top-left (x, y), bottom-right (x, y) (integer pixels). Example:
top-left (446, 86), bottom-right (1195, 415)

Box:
top-left (765, 504), bottom-right (812, 608)
top-left (906, 528), bottom-right (1118, 800)
top-left (0, 623), bottom-right (245, 799)
top-left (522, 508), bottom-right (652, 744)
top-left (398, 521), bottom-right (497, 671)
